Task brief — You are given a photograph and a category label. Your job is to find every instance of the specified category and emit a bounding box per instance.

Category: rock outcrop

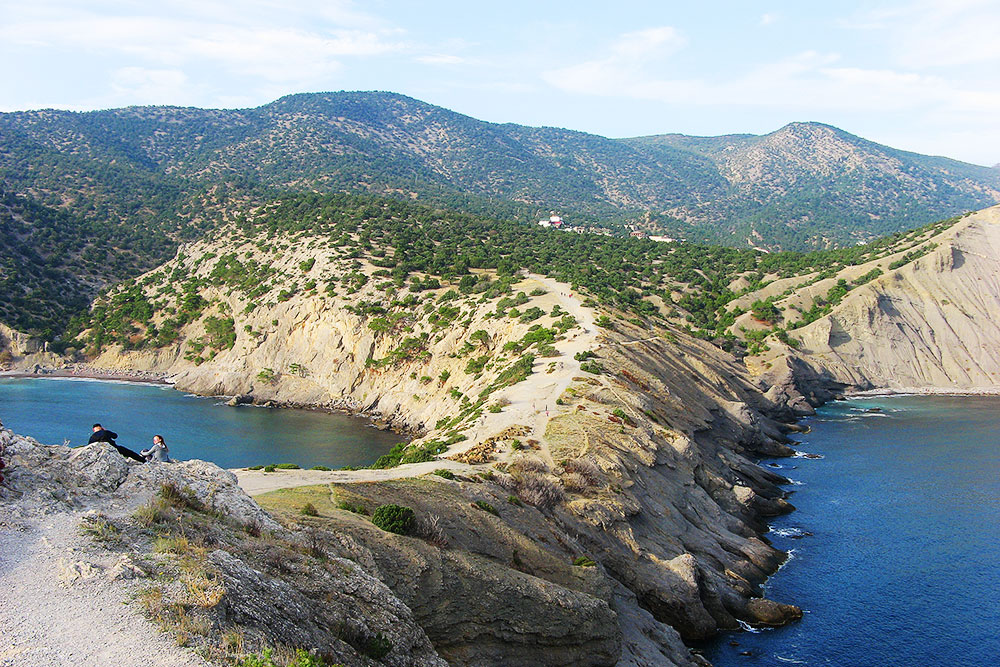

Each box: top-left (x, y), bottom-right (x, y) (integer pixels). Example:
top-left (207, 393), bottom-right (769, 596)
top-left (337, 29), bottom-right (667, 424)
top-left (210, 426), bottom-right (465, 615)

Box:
top-left (757, 205), bottom-right (1000, 394)
top-left (0, 427), bottom-right (444, 666)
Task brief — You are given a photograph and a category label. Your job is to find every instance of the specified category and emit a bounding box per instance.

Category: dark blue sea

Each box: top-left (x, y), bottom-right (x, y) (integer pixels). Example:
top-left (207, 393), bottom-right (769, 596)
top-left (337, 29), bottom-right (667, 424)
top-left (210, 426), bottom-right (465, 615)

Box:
top-left (703, 395), bottom-right (1000, 667)
top-left (0, 377), bottom-right (402, 469)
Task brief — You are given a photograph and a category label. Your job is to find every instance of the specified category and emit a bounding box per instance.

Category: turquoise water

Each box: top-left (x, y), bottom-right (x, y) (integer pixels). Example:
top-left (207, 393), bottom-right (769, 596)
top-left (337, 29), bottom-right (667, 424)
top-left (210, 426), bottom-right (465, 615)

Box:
top-left (0, 377), bottom-right (403, 469)
top-left (703, 395), bottom-right (1000, 667)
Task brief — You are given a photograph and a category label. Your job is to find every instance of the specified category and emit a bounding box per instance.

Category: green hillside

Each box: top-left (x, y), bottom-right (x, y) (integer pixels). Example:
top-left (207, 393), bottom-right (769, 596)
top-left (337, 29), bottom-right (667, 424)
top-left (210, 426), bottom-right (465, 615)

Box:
top-left (1, 91), bottom-right (997, 340)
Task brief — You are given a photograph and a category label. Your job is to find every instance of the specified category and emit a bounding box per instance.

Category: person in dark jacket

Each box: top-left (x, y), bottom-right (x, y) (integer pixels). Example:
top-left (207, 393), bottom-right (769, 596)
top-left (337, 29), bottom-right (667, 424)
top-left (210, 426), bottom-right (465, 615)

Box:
top-left (89, 423), bottom-right (144, 462)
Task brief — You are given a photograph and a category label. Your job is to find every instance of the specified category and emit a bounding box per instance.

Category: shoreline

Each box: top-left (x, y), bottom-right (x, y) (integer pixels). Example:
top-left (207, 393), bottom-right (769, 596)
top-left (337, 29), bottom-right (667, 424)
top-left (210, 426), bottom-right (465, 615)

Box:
top-left (0, 368), bottom-right (170, 385)
top-left (845, 385), bottom-right (1000, 397)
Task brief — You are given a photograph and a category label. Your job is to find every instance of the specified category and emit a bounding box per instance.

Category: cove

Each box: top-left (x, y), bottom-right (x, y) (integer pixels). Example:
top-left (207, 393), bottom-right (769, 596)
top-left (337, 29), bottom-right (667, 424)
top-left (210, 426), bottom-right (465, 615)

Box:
top-left (0, 377), bottom-right (404, 470)
top-left (702, 395), bottom-right (1000, 667)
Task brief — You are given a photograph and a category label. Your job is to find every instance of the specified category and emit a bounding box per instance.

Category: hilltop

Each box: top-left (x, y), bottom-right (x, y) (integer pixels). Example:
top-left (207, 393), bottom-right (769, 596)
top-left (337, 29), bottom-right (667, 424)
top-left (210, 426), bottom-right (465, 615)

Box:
top-left (2, 91), bottom-right (999, 340)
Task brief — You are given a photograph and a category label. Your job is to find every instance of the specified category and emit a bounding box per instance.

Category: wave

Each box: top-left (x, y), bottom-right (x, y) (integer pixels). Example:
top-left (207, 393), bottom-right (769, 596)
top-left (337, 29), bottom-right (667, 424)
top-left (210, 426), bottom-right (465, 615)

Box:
top-left (770, 526), bottom-right (812, 539)
top-left (792, 451), bottom-right (824, 459)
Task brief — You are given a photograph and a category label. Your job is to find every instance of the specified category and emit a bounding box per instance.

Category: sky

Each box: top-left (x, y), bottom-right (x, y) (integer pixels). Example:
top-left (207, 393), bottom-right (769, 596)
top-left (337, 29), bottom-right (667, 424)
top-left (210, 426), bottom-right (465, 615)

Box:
top-left (1, 0), bottom-right (998, 167)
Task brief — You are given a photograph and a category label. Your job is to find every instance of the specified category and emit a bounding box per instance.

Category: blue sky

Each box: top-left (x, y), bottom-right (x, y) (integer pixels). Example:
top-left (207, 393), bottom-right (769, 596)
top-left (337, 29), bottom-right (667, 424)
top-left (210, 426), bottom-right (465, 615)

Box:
top-left (1, 0), bottom-right (998, 166)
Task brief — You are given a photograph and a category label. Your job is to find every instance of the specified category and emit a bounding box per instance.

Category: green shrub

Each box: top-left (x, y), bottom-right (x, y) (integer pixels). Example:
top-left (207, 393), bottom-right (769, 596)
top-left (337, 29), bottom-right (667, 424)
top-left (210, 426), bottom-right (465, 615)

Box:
top-left (473, 500), bottom-right (499, 516)
top-left (573, 555), bottom-right (597, 567)
top-left (507, 495), bottom-right (523, 506)
top-left (362, 633), bottom-right (392, 660)
top-left (580, 360), bottom-right (603, 374)
top-left (238, 648), bottom-right (330, 667)
top-left (247, 465), bottom-right (264, 470)
top-left (310, 465), bottom-right (331, 471)
top-left (263, 464), bottom-right (276, 473)
top-left (159, 482), bottom-right (203, 511)
top-left (300, 502), bottom-right (319, 517)
top-left (371, 504), bottom-right (415, 535)
top-left (337, 500), bottom-right (367, 514)
top-left (433, 469), bottom-right (456, 480)
top-left (275, 463), bottom-right (300, 469)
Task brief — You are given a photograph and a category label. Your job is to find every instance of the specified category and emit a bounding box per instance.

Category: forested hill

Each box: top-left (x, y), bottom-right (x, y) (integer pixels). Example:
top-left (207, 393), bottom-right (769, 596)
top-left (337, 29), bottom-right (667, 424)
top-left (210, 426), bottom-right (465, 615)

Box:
top-left (2, 91), bottom-right (997, 252)
top-left (1, 91), bottom-right (997, 339)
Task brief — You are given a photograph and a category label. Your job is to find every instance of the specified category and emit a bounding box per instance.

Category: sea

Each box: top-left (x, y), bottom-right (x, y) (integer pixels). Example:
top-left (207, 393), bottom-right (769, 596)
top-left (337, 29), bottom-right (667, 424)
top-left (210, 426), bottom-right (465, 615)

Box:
top-left (703, 395), bottom-right (1000, 667)
top-left (0, 377), bottom-right (403, 469)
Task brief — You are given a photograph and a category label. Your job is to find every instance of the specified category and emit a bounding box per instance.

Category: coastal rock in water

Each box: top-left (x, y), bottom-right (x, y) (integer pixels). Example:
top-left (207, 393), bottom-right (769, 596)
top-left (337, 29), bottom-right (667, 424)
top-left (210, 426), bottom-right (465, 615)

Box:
top-left (226, 393), bottom-right (253, 406)
top-left (743, 598), bottom-right (803, 627)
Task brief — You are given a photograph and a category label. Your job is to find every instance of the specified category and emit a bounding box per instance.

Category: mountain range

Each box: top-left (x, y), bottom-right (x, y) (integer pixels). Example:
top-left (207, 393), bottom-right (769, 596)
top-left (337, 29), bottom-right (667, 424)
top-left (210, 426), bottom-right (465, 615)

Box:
top-left (1, 90), bottom-right (998, 338)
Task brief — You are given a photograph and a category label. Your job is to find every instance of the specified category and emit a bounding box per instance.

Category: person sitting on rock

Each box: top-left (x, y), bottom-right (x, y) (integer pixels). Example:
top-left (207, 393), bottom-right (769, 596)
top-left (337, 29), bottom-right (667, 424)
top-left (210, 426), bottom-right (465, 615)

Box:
top-left (88, 423), bottom-right (144, 462)
top-left (140, 434), bottom-right (171, 463)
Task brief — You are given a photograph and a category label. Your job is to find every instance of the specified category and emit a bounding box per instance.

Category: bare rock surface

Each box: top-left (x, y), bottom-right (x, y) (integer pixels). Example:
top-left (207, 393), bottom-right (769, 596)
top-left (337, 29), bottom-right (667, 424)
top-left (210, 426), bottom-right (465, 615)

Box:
top-left (0, 427), bottom-right (442, 666)
top-left (759, 205), bottom-right (1000, 394)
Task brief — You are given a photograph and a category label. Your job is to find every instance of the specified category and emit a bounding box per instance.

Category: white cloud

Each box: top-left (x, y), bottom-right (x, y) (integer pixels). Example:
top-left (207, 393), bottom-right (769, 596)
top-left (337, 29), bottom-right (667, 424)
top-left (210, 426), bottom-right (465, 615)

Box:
top-left (416, 54), bottom-right (466, 65)
top-left (110, 67), bottom-right (190, 105)
top-left (0, 1), bottom-right (406, 99)
top-left (543, 25), bottom-right (1000, 120)
top-left (844, 0), bottom-right (1000, 67)
top-left (760, 13), bottom-right (779, 27)
top-left (542, 26), bottom-right (687, 98)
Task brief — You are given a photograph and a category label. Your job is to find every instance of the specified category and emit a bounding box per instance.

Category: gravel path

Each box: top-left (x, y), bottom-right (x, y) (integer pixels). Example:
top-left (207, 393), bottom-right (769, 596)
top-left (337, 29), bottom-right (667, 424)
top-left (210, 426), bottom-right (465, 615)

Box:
top-left (0, 511), bottom-right (208, 667)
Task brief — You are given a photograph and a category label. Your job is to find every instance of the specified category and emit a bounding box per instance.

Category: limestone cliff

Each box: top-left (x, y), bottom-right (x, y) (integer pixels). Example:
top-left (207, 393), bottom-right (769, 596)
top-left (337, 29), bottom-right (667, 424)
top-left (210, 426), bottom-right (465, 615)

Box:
top-left (748, 205), bottom-right (1000, 393)
top-left (4, 222), bottom-right (817, 665)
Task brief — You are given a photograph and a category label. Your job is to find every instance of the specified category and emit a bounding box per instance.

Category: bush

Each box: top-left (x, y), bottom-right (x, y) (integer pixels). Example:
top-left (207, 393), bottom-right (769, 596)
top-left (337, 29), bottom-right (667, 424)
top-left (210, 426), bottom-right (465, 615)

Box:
top-left (564, 458), bottom-right (602, 485)
top-left (362, 633), bottom-right (392, 660)
top-left (263, 464), bottom-right (276, 472)
top-left (275, 463), bottom-right (300, 469)
top-left (513, 472), bottom-right (564, 510)
top-left (300, 502), bottom-right (319, 517)
top-left (473, 500), bottom-right (499, 516)
top-left (433, 469), bottom-right (456, 480)
top-left (573, 556), bottom-right (597, 567)
top-left (580, 360), bottom-right (603, 374)
top-left (310, 465), bottom-right (331, 471)
top-left (562, 472), bottom-right (590, 493)
top-left (159, 482), bottom-right (203, 511)
top-left (337, 500), bottom-right (367, 514)
top-left (371, 504), bottom-right (415, 535)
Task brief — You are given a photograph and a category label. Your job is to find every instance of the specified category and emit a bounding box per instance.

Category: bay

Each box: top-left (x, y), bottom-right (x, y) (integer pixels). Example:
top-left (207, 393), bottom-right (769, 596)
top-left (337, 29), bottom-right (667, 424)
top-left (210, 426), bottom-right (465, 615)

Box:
top-left (703, 395), bottom-right (1000, 667)
top-left (0, 377), bottom-right (403, 470)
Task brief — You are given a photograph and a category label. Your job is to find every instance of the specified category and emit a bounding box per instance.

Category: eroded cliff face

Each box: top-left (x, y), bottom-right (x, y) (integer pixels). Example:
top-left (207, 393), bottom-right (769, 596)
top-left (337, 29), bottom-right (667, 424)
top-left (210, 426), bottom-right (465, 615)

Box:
top-left (754, 205), bottom-right (1000, 393)
top-left (2, 224), bottom-right (818, 665)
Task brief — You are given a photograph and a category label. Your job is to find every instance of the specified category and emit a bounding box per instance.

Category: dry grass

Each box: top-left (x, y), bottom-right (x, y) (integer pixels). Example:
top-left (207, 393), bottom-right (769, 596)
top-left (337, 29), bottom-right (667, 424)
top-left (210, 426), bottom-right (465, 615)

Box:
top-left (508, 454), bottom-right (549, 475)
top-left (564, 458), bottom-right (602, 485)
top-left (561, 472), bottom-right (590, 493)
top-left (133, 499), bottom-right (170, 527)
top-left (511, 472), bottom-right (564, 511)
top-left (78, 513), bottom-right (121, 545)
top-left (414, 512), bottom-right (449, 548)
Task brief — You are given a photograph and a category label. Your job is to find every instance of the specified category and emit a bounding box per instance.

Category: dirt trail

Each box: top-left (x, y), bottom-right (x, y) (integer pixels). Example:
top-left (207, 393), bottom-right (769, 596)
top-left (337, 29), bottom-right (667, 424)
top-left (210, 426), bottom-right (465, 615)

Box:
top-left (0, 512), bottom-right (208, 667)
top-left (236, 275), bottom-right (599, 496)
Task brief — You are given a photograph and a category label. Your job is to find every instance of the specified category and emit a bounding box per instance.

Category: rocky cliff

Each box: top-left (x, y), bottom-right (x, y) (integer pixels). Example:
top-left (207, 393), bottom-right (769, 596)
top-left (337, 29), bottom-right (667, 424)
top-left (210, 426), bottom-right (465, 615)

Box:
top-left (747, 205), bottom-right (1000, 394)
top-left (0, 214), bottom-right (813, 665)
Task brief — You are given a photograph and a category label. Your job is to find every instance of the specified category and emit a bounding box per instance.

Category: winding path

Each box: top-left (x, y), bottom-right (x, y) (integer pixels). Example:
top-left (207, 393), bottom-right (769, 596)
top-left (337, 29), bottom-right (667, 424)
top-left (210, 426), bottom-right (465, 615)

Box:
top-left (236, 274), bottom-right (600, 495)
